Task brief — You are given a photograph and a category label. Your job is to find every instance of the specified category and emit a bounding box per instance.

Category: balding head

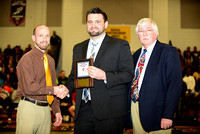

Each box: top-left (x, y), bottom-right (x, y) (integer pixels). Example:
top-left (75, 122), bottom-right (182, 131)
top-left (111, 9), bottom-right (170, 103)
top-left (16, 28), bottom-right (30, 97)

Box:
top-left (32, 25), bottom-right (50, 53)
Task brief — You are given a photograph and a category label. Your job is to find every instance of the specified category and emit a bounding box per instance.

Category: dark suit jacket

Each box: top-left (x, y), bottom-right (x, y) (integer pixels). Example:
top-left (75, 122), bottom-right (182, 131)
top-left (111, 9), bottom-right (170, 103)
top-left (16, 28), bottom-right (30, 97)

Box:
top-left (67, 34), bottom-right (134, 121)
top-left (127, 40), bottom-right (182, 132)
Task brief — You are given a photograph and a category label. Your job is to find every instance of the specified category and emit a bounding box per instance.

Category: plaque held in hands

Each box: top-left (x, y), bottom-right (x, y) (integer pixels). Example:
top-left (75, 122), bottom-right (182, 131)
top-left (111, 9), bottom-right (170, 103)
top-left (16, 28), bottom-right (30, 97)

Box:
top-left (74, 59), bottom-right (94, 89)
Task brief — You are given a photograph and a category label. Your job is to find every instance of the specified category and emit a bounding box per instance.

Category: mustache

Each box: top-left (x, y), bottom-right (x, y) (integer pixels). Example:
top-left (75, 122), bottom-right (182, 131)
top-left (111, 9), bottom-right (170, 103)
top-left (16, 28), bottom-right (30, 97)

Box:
top-left (90, 27), bottom-right (98, 30)
top-left (40, 41), bottom-right (48, 44)
top-left (142, 37), bottom-right (149, 40)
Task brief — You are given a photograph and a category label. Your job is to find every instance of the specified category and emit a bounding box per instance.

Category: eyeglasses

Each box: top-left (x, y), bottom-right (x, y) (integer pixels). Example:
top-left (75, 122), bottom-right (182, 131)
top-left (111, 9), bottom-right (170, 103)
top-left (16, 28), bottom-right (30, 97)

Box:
top-left (138, 29), bottom-right (154, 35)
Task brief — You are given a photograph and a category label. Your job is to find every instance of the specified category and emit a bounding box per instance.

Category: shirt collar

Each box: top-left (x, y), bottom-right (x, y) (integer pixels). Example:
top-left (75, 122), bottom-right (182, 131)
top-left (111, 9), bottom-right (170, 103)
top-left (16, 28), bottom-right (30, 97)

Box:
top-left (142, 40), bottom-right (157, 54)
top-left (32, 46), bottom-right (45, 57)
top-left (89, 33), bottom-right (106, 45)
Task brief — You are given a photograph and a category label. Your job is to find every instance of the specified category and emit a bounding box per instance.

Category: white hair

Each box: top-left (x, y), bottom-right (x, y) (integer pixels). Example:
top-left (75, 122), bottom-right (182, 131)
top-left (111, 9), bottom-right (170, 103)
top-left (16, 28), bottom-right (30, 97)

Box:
top-left (135, 18), bottom-right (159, 35)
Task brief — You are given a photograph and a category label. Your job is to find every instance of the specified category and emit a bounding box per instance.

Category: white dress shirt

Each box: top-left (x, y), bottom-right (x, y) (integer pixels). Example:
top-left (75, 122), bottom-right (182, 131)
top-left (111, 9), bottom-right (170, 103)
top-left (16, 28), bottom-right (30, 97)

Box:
top-left (137, 40), bottom-right (157, 93)
top-left (86, 33), bottom-right (106, 61)
top-left (82, 33), bottom-right (106, 101)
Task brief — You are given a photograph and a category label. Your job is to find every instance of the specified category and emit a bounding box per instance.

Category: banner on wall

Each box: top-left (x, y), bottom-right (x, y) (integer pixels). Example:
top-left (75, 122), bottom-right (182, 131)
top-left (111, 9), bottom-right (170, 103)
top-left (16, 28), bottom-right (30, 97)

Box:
top-left (106, 26), bottom-right (130, 43)
top-left (10, 0), bottom-right (26, 26)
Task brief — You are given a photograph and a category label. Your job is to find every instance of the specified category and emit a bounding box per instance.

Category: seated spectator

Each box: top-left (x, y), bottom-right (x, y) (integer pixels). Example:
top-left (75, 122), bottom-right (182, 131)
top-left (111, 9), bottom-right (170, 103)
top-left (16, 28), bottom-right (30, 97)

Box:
top-left (58, 70), bottom-right (68, 85)
top-left (13, 45), bottom-right (23, 61)
top-left (57, 70), bottom-right (73, 121)
top-left (0, 58), bottom-right (3, 68)
top-left (195, 78), bottom-right (200, 93)
top-left (177, 48), bottom-right (184, 68)
top-left (10, 87), bottom-right (20, 109)
top-left (24, 44), bottom-right (32, 54)
top-left (191, 46), bottom-right (199, 68)
top-left (1, 53), bottom-right (6, 65)
top-left (60, 95), bottom-right (72, 122)
top-left (7, 66), bottom-right (18, 89)
top-left (183, 47), bottom-right (193, 66)
top-left (3, 44), bottom-right (13, 56)
top-left (7, 55), bottom-right (17, 69)
top-left (193, 67), bottom-right (200, 82)
top-left (0, 84), bottom-right (14, 124)
top-left (0, 65), bottom-right (7, 81)
top-left (183, 66), bottom-right (196, 94)
top-left (0, 78), bottom-right (3, 86)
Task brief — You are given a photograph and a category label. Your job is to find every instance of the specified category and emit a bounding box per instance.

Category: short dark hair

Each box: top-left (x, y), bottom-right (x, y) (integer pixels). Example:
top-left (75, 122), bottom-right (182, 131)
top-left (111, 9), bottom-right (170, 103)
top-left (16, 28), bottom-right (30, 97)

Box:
top-left (60, 70), bottom-right (65, 73)
top-left (33, 27), bottom-right (36, 35)
top-left (86, 7), bottom-right (108, 22)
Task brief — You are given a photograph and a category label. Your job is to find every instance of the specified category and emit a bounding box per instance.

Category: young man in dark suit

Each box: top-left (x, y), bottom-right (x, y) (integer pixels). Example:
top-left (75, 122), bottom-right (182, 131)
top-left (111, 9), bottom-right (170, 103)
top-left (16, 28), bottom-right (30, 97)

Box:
top-left (66, 7), bottom-right (134, 134)
top-left (130, 18), bottom-right (182, 134)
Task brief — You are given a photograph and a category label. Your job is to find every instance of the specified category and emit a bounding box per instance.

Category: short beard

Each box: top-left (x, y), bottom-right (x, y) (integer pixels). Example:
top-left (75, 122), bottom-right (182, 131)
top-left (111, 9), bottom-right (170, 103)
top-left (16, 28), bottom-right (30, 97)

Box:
top-left (88, 31), bottom-right (100, 37)
top-left (88, 29), bottom-right (105, 37)
top-left (36, 42), bottom-right (49, 50)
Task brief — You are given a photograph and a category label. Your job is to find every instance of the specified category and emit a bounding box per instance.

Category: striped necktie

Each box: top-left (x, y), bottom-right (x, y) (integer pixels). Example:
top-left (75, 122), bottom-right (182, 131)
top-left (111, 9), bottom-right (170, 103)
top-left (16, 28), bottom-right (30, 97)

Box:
top-left (83, 42), bottom-right (98, 103)
top-left (131, 49), bottom-right (147, 102)
top-left (90, 42), bottom-right (98, 59)
top-left (44, 54), bottom-right (54, 105)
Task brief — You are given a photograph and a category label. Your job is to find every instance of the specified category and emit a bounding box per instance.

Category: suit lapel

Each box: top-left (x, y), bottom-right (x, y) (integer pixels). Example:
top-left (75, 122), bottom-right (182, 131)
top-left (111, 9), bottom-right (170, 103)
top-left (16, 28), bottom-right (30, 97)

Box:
top-left (142, 41), bottom-right (162, 83)
top-left (146, 41), bottom-right (162, 68)
top-left (94, 34), bottom-right (109, 64)
top-left (82, 40), bottom-right (89, 59)
top-left (133, 49), bottom-right (142, 69)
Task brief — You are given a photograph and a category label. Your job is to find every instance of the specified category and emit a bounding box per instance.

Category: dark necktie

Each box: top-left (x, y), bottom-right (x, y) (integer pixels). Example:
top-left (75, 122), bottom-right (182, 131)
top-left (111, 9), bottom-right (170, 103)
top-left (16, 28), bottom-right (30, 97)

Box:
top-left (131, 49), bottom-right (147, 102)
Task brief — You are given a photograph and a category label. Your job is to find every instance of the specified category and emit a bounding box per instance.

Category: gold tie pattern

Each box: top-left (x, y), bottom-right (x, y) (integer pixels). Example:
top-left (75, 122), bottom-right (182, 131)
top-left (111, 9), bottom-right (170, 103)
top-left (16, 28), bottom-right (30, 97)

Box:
top-left (43, 54), bottom-right (54, 105)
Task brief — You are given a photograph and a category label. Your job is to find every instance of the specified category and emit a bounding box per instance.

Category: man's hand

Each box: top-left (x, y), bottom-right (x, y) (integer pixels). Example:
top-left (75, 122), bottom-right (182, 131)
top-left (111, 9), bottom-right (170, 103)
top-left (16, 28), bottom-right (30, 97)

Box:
top-left (87, 66), bottom-right (106, 80)
top-left (54, 85), bottom-right (69, 99)
top-left (53, 113), bottom-right (62, 127)
top-left (161, 118), bottom-right (173, 129)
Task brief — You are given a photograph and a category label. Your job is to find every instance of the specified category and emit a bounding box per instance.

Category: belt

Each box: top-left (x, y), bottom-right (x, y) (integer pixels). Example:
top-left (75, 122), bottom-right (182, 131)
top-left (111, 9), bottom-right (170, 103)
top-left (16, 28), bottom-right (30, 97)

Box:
top-left (21, 96), bottom-right (49, 106)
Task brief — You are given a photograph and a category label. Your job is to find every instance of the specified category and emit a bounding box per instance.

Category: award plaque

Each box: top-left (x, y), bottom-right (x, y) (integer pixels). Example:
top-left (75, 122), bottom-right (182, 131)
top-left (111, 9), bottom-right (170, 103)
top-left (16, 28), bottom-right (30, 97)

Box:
top-left (74, 59), bottom-right (94, 88)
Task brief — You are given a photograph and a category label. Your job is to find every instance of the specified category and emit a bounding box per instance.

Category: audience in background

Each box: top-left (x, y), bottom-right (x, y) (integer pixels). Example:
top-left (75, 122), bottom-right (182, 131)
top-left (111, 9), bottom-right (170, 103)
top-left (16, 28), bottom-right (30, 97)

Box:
top-left (178, 46), bottom-right (200, 125)
top-left (24, 44), bottom-right (32, 54)
top-left (183, 47), bottom-right (192, 65)
top-left (68, 91), bottom-right (76, 121)
top-left (0, 44), bottom-right (31, 123)
top-left (0, 84), bottom-right (14, 123)
top-left (3, 44), bottom-right (13, 56)
top-left (58, 70), bottom-right (68, 85)
top-left (57, 70), bottom-right (74, 122)
top-left (50, 31), bottom-right (62, 69)
top-left (177, 48), bottom-right (184, 67)
top-left (192, 46), bottom-right (199, 69)
top-left (183, 66), bottom-right (196, 94)
top-left (0, 43), bottom-right (199, 126)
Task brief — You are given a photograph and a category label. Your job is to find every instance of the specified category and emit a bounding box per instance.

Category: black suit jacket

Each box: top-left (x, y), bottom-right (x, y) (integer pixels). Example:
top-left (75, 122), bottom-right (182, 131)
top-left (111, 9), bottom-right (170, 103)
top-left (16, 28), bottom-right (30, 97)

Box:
top-left (67, 34), bottom-right (134, 120)
top-left (127, 40), bottom-right (182, 132)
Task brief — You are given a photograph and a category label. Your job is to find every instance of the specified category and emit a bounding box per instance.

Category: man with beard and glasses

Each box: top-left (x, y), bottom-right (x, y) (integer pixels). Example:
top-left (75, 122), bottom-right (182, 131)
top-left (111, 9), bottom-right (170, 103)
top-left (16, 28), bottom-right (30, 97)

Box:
top-left (65, 7), bottom-right (134, 134)
top-left (16, 25), bottom-right (69, 134)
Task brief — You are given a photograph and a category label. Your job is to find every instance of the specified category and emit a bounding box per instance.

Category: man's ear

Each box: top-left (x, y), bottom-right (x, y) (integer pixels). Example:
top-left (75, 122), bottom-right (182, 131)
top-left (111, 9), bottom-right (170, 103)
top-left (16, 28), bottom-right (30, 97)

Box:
top-left (32, 35), bottom-right (35, 42)
top-left (105, 21), bottom-right (108, 29)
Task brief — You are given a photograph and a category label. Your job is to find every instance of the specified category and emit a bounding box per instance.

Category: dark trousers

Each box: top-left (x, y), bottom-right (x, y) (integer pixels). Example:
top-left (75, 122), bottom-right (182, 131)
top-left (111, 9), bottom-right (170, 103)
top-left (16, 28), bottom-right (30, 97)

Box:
top-left (74, 101), bottom-right (126, 134)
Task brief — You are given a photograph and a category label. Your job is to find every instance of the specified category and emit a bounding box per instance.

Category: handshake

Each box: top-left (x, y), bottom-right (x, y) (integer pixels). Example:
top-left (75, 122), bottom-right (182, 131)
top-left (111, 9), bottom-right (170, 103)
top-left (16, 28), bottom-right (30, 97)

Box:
top-left (54, 85), bottom-right (69, 99)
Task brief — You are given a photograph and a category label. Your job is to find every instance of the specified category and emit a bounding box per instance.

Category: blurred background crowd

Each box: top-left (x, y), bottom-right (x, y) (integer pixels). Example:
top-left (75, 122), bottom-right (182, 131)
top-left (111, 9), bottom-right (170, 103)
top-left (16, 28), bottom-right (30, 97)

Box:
top-left (0, 43), bottom-right (199, 125)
